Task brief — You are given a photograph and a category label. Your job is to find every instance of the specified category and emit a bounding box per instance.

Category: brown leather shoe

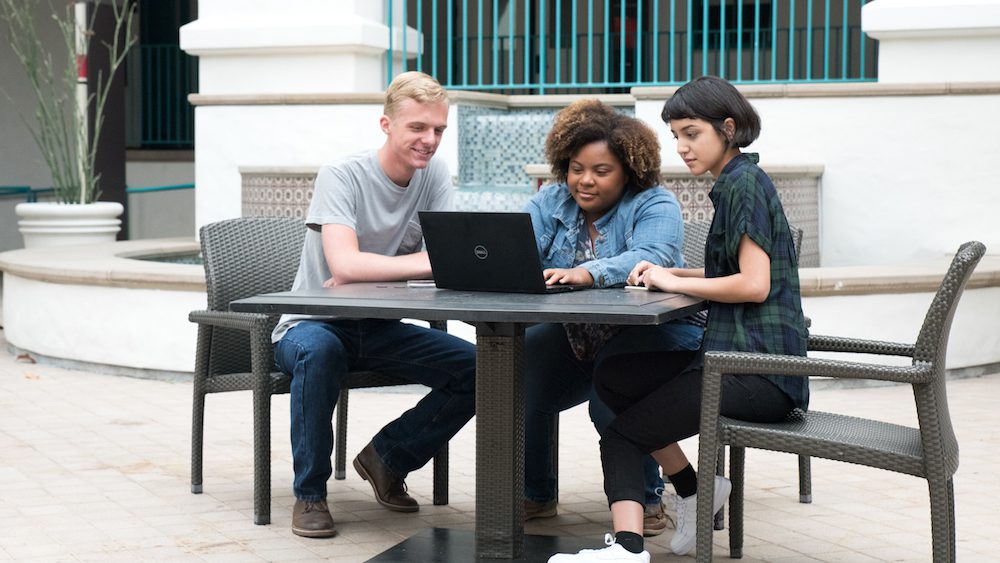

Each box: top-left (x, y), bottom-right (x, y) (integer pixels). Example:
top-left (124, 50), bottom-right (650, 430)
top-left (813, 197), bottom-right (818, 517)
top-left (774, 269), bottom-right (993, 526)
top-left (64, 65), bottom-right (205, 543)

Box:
top-left (353, 442), bottom-right (419, 512)
top-left (524, 499), bottom-right (557, 520)
top-left (291, 499), bottom-right (336, 538)
top-left (643, 501), bottom-right (675, 537)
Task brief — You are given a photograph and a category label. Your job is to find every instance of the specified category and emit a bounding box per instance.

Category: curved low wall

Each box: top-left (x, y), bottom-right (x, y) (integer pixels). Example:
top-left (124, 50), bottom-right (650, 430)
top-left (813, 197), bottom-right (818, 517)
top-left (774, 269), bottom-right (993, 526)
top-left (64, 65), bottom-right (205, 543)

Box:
top-left (1, 239), bottom-right (998, 377)
top-left (800, 257), bottom-right (1000, 375)
top-left (0, 238), bottom-right (205, 376)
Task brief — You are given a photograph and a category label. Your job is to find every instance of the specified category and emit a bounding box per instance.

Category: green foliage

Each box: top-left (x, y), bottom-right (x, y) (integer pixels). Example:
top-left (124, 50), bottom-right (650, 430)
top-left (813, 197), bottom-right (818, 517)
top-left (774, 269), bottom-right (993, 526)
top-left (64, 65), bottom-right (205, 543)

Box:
top-left (0, 0), bottom-right (136, 203)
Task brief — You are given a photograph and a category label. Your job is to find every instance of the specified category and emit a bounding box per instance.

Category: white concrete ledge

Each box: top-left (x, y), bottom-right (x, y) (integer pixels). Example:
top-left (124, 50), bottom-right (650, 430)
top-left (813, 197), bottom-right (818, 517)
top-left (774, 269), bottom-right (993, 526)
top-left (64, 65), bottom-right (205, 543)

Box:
top-left (0, 238), bottom-right (204, 291)
top-left (0, 239), bottom-right (205, 374)
top-left (189, 92), bottom-right (386, 106)
top-left (187, 82), bottom-right (1000, 107)
top-left (632, 82), bottom-right (1000, 100)
top-left (800, 256), bottom-right (1000, 296)
top-left (863, 0), bottom-right (1000, 39)
top-left (188, 90), bottom-right (638, 109)
top-left (1, 238), bottom-right (997, 375)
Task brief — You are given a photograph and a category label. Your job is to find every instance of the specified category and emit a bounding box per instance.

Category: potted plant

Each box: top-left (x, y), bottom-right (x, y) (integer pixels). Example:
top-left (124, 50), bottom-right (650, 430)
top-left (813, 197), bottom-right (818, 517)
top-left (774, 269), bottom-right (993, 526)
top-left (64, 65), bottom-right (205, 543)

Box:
top-left (1, 0), bottom-right (136, 248)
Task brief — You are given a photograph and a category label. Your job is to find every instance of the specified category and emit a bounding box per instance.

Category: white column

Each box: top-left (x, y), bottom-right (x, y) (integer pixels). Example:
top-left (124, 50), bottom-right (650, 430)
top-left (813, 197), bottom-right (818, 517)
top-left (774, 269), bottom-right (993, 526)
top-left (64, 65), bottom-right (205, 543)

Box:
top-left (179, 0), bottom-right (426, 231)
top-left (863, 0), bottom-right (1000, 83)
top-left (179, 0), bottom-right (400, 94)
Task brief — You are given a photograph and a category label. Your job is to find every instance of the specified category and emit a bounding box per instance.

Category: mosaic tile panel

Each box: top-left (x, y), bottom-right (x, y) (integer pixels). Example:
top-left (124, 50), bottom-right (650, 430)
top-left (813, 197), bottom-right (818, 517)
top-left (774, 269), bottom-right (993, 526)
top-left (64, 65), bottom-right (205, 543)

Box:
top-left (664, 175), bottom-right (717, 223)
top-left (457, 105), bottom-right (551, 189)
top-left (454, 188), bottom-right (536, 212)
top-left (241, 172), bottom-right (314, 219)
top-left (457, 104), bottom-right (634, 190)
top-left (663, 171), bottom-right (821, 267)
top-left (771, 174), bottom-right (821, 267)
top-left (242, 170), bottom-right (536, 217)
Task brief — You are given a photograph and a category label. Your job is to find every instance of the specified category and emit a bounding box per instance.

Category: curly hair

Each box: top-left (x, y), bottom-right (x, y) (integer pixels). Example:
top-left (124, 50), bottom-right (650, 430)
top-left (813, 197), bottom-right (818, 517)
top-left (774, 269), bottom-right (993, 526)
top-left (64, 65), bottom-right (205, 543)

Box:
top-left (544, 99), bottom-right (661, 192)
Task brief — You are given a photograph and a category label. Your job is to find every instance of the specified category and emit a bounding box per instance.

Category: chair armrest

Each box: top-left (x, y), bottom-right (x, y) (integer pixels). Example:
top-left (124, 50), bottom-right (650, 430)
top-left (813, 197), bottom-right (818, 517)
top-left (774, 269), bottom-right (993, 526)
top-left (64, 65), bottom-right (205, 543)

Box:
top-left (702, 350), bottom-right (934, 385)
top-left (807, 334), bottom-right (915, 357)
top-left (189, 310), bottom-right (277, 386)
top-left (189, 309), bottom-right (274, 333)
top-left (693, 347), bottom-right (935, 552)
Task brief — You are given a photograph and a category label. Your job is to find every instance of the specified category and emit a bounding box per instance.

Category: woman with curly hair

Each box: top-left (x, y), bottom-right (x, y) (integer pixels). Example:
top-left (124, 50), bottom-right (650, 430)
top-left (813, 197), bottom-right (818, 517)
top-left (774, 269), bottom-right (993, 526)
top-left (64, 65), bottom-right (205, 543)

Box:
top-left (522, 99), bottom-right (703, 537)
top-left (550, 77), bottom-right (808, 563)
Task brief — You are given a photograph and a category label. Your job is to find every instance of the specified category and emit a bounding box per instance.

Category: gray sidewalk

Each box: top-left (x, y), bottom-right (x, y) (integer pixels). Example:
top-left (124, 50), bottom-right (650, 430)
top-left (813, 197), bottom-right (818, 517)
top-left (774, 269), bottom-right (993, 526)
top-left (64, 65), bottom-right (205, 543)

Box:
top-left (1, 327), bottom-right (999, 562)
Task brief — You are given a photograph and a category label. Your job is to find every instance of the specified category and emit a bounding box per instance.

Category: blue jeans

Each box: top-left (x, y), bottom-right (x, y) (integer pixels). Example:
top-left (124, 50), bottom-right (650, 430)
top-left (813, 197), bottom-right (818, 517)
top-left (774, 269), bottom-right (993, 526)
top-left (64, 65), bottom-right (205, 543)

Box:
top-left (524, 321), bottom-right (704, 505)
top-left (273, 319), bottom-right (476, 501)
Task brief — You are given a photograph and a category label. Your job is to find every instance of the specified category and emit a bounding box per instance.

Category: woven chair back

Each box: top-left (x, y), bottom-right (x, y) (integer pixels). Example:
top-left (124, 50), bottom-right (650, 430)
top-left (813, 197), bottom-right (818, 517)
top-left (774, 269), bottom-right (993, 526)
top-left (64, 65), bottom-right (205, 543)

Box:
top-left (681, 219), bottom-right (803, 269)
top-left (200, 217), bottom-right (305, 311)
top-left (681, 220), bottom-right (712, 269)
top-left (199, 217), bottom-right (306, 375)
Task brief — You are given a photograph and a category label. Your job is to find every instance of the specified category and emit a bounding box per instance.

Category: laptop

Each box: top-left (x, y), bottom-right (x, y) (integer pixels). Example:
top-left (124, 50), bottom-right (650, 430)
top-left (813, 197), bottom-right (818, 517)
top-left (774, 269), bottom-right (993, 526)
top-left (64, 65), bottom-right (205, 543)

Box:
top-left (419, 211), bottom-right (590, 293)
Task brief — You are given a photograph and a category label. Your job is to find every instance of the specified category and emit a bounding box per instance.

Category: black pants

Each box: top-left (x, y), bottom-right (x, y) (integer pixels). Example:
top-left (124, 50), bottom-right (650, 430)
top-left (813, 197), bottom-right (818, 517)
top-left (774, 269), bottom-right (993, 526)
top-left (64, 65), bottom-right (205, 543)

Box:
top-left (594, 350), bottom-right (794, 506)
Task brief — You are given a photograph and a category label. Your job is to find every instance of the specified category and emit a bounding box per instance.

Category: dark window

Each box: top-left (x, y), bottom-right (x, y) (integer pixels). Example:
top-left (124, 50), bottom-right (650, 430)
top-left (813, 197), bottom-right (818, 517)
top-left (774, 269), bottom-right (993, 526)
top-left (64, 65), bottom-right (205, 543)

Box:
top-left (127, 0), bottom-right (197, 149)
top-left (692, 1), bottom-right (774, 50)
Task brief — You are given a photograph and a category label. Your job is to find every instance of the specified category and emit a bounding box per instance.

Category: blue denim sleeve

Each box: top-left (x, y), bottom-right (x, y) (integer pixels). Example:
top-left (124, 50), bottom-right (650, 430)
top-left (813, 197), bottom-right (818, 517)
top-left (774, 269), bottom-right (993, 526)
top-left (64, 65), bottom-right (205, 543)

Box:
top-left (581, 189), bottom-right (684, 287)
top-left (523, 190), bottom-right (550, 259)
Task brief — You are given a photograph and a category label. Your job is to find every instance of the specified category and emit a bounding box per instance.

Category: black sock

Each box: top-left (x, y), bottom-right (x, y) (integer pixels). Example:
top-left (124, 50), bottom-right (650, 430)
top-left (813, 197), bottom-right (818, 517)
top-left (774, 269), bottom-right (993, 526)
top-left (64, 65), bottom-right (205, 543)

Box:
top-left (667, 463), bottom-right (698, 498)
top-left (615, 531), bottom-right (644, 554)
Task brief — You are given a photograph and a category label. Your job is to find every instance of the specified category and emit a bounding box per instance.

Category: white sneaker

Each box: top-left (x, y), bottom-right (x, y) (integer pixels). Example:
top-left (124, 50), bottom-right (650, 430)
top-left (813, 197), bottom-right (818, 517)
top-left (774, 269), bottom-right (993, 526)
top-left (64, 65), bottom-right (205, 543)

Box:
top-left (668, 475), bottom-right (732, 556)
top-left (548, 533), bottom-right (651, 562)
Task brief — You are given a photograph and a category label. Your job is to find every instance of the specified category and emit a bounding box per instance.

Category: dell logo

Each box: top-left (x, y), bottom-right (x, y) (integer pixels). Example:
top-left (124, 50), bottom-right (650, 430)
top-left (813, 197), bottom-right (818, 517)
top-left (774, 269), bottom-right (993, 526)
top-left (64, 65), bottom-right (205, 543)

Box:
top-left (474, 245), bottom-right (489, 260)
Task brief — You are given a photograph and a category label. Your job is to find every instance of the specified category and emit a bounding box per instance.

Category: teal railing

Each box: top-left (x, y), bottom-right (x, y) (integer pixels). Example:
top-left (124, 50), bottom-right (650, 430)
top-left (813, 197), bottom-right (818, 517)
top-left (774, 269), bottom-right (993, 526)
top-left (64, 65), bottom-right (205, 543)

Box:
top-left (387, 0), bottom-right (877, 93)
top-left (126, 182), bottom-right (195, 195)
top-left (0, 186), bottom-right (32, 200)
top-left (1, 183), bottom-right (194, 203)
top-left (0, 186), bottom-right (54, 203)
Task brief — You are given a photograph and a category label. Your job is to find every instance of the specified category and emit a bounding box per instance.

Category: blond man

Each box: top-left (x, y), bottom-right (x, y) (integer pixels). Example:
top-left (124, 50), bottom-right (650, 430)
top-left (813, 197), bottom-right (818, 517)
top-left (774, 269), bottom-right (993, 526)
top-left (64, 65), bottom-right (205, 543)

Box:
top-left (272, 72), bottom-right (475, 538)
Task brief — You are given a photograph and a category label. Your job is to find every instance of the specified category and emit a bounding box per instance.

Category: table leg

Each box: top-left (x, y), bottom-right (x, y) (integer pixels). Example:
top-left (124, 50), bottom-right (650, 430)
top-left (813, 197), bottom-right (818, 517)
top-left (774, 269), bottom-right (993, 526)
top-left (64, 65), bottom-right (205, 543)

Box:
top-left (474, 322), bottom-right (526, 559)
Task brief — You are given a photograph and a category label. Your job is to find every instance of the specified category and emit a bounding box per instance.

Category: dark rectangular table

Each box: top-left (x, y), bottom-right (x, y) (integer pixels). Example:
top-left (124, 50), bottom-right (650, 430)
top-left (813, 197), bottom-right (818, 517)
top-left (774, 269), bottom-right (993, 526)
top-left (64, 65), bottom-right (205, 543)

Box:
top-left (231, 282), bottom-right (704, 559)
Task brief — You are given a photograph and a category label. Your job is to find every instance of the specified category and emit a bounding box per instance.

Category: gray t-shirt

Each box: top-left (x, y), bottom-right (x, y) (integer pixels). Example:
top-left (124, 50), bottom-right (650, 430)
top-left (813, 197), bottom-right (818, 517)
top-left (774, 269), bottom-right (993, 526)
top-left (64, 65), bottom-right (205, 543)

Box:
top-left (272, 149), bottom-right (453, 342)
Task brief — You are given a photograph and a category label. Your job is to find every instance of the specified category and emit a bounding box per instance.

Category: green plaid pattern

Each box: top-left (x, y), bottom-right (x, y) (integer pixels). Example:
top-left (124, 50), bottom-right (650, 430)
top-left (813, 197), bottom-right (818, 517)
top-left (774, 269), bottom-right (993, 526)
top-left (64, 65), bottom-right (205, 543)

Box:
top-left (702, 153), bottom-right (809, 410)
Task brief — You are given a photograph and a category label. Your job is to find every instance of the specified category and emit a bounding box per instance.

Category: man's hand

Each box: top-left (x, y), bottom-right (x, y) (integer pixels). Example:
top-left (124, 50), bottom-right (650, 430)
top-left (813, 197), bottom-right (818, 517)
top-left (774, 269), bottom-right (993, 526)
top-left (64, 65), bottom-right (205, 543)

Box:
top-left (543, 267), bottom-right (594, 287)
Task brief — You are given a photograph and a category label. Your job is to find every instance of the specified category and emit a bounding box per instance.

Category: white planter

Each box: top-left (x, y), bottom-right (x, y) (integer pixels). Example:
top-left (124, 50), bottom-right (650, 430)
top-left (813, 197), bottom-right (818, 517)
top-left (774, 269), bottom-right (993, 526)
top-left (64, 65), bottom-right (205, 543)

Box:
top-left (15, 201), bottom-right (124, 248)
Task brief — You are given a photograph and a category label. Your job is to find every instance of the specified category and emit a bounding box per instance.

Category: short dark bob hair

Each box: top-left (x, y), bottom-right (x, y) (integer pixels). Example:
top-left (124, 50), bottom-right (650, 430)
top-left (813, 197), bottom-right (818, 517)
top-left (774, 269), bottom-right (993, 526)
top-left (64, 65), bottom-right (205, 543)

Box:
top-left (545, 99), bottom-right (661, 192)
top-left (661, 76), bottom-right (761, 148)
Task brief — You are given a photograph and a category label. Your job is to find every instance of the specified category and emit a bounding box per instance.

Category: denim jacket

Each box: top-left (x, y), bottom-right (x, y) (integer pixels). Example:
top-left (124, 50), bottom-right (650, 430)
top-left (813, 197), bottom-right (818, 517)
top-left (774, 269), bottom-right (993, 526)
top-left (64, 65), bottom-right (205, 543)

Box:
top-left (523, 183), bottom-right (686, 287)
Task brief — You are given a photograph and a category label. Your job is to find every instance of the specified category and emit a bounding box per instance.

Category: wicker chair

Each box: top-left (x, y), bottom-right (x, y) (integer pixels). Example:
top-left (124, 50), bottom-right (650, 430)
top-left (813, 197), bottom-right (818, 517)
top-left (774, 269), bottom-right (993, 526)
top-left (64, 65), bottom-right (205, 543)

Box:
top-left (680, 220), bottom-right (713, 269)
top-left (694, 241), bottom-right (986, 561)
top-left (189, 216), bottom-right (448, 525)
top-left (683, 219), bottom-right (812, 515)
top-left (681, 219), bottom-right (803, 270)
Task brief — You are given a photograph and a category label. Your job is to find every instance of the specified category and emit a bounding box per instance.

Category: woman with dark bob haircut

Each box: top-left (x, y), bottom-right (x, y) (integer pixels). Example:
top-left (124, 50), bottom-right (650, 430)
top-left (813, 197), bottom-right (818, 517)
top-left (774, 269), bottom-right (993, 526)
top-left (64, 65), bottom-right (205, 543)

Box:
top-left (521, 99), bottom-right (703, 539)
top-left (550, 77), bottom-right (807, 562)
top-left (661, 74), bottom-right (761, 149)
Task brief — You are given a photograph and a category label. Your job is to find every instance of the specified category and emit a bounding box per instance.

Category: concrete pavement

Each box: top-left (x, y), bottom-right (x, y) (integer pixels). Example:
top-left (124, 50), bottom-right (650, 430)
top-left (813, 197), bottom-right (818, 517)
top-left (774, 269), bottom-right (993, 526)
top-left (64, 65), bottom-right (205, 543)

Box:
top-left (2, 326), bottom-right (999, 562)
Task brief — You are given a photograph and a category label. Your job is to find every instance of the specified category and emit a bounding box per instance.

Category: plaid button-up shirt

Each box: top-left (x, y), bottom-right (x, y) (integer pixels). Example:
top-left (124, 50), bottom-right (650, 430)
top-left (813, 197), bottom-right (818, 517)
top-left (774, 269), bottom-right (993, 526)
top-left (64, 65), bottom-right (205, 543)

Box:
top-left (702, 153), bottom-right (809, 410)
